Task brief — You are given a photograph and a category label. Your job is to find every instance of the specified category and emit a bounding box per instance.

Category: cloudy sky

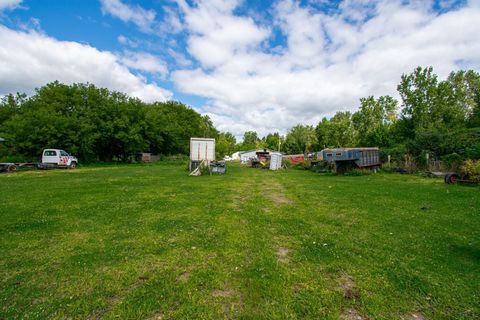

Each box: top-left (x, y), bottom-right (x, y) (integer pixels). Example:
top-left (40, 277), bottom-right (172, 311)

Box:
top-left (0, 0), bottom-right (479, 138)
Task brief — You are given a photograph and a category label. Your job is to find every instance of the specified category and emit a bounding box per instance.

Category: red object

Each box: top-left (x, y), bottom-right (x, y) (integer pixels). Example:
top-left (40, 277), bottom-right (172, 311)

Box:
top-left (283, 154), bottom-right (304, 164)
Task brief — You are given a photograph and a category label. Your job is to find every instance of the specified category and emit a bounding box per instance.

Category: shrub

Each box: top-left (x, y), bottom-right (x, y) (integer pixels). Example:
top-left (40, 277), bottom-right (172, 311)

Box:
top-left (460, 160), bottom-right (480, 182)
top-left (381, 163), bottom-right (394, 173)
top-left (441, 153), bottom-right (463, 171)
top-left (293, 160), bottom-right (312, 170)
top-left (381, 145), bottom-right (407, 163)
top-left (310, 161), bottom-right (331, 173)
top-left (160, 154), bottom-right (189, 162)
top-left (282, 159), bottom-right (293, 169)
top-left (465, 144), bottom-right (480, 160)
top-left (199, 162), bottom-right (211, 175)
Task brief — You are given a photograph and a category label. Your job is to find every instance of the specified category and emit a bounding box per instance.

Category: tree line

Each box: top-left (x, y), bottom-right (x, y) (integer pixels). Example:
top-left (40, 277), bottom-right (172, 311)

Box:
top-left (0, 82), bottom-right (219, 162)
top-left (232, 67), bottom-right (480, 166)
top-left (0, 66), bottom-right (479, 165)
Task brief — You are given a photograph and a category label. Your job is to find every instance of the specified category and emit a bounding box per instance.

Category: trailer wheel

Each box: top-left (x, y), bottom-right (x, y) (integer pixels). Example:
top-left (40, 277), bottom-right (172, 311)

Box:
top-left (445, 172), bottom-right (460, 184)
top-left (7, 164), bottom-right (17, 173)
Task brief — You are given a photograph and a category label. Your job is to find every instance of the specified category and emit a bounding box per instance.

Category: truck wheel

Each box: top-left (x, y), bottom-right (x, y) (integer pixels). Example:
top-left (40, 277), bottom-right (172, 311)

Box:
top-left (69, 162), bottom-right (77, 169)
top-left (445, 172), bottom-right (459, 184)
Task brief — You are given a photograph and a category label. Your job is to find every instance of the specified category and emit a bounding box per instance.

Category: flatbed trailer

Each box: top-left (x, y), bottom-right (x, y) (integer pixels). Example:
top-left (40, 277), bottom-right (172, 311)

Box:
top-left (0, 162), bottom-right (37, 173)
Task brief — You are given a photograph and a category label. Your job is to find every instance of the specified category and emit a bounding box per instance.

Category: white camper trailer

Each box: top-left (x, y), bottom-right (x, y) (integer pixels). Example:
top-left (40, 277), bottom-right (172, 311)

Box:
top-left (189, 138), bottom-right (215, 171)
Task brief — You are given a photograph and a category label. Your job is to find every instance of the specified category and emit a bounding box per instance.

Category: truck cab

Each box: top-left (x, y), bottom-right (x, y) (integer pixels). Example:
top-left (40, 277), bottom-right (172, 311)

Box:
top-left (40, 149), bottom-right (78, 169)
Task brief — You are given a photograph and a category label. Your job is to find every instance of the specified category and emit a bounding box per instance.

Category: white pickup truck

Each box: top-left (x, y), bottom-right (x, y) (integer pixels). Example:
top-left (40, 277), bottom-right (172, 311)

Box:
top-left (38, 149), bottom-right (78, 169)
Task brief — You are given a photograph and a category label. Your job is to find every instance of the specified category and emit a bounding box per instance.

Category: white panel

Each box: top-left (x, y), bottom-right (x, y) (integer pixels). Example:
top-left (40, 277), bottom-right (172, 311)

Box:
top-left (190, 138), bottom-right (215, 161)
top-left (270, 154), bottom-right (282, 170)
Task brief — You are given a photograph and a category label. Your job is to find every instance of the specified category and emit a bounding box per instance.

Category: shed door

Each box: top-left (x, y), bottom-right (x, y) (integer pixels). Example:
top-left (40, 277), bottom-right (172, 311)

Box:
top-left (270, 154), bottom-right (281, 170)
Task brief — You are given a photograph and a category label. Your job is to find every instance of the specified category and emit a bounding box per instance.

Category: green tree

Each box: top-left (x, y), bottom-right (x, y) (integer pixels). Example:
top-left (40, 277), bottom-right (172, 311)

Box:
top-left (264, 132), bottom-right (283, 151)
top-left (240, 131), bottom-right (259, 150)
top-left (397, 66), bottom-right (471, 133)
top-left (315, 112), bottom-right (357, 148)
top-left (1, 82), bottom-right (218, 162)
top-left (397, 66), bottom-right (440, 131)
top-left (284, 124), bottom-right (317, 154)
top-left (149, 101), bottom-right (218, 155)
top-left (352, 95), bottom-right (398, 147)
top-left (216, 132), bottom-right (236, 158)
top-left (243, 131), bottom-right (258, 145)
top-left (446, 70), bottom-right (480, 127)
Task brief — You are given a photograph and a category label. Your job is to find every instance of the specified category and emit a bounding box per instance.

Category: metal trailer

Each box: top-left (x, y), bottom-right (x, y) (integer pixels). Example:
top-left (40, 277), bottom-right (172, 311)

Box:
top-left (0, 162), bottom-right (38, 173)
top-left (189, 137), bottom-right (215, 172)
top-left (318, 147), bottom-right (380, 173)
top-left (0, 162), bottom-right (18, 173)
top-left (444, 172), bottom-right (479, 185)
top-left (0, 139), bottom-right (37, 173)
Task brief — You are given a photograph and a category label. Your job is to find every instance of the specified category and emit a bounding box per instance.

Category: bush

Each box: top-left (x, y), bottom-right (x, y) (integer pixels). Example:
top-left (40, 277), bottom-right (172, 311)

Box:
top-left (441, 153), bottom-right (463, 171)
top-left (160, 154), bottom-right (189, 162)
top-left (199, 162), bottom-right (211, 176)
top-left (460, 160), bottom-right (480, 182)
top-left (310, 161), bottom-right (331, 173)
top-left (0, 153), bottom-right (36, 163)
top-left (465, 144), bottom-right (480, 160)
top-left (282, 159), bottom-right (293, 169)
top-left (381, 163), bottom-right (394, 173)
top-left (381, 145), bottom-right (407, 163)
top-left (294, 160), bottom-right (312, 170)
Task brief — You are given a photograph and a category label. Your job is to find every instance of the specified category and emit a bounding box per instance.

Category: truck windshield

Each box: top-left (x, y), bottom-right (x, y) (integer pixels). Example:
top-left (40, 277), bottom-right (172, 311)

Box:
top-left (60, 151), bottom-right (68, 156)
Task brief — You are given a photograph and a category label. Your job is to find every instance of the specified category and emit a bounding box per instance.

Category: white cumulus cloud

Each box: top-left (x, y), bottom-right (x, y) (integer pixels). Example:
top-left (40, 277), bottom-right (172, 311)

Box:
top-left (0, 0), bottom-right (22, 12)
top-left (119, 50), bottom-right (168, 76)
top-left (100, 0), bottom-right (156, 33)
top-left (171, 0), bottom-right (480, 137)
top-left (0, 25), bottom-right (172, 102)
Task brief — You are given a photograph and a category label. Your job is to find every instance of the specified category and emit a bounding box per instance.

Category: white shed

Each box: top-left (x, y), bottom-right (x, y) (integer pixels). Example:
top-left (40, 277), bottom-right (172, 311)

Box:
top-left (190, 138), bottom-right (215, 162)
top-left (230, 151), bottom-right (242, 161)
top-left (269, 152), bottom-right (283, 170)
top-left (239, 150), bottom-right (257, 163)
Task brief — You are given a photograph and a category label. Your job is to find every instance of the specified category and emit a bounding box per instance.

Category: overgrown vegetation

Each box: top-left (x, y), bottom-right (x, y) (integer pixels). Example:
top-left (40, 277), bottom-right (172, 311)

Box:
top-left (0, 163), bottom-right (478, 319)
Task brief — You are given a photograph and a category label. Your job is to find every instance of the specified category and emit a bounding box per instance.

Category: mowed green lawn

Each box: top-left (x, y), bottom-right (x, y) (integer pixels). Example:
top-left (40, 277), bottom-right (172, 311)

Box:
top-left (0, 163), bottom-right (478, 320)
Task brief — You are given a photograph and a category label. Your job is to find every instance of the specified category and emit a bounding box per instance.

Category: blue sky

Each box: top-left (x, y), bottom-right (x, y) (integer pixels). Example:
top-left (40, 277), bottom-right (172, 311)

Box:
top-left (0, 0), bottom-right (478, 137)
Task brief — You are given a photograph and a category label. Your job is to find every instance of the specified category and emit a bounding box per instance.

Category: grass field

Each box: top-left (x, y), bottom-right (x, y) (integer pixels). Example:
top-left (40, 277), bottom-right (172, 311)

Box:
top-left (0, 163), bottom-right (479, 319)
